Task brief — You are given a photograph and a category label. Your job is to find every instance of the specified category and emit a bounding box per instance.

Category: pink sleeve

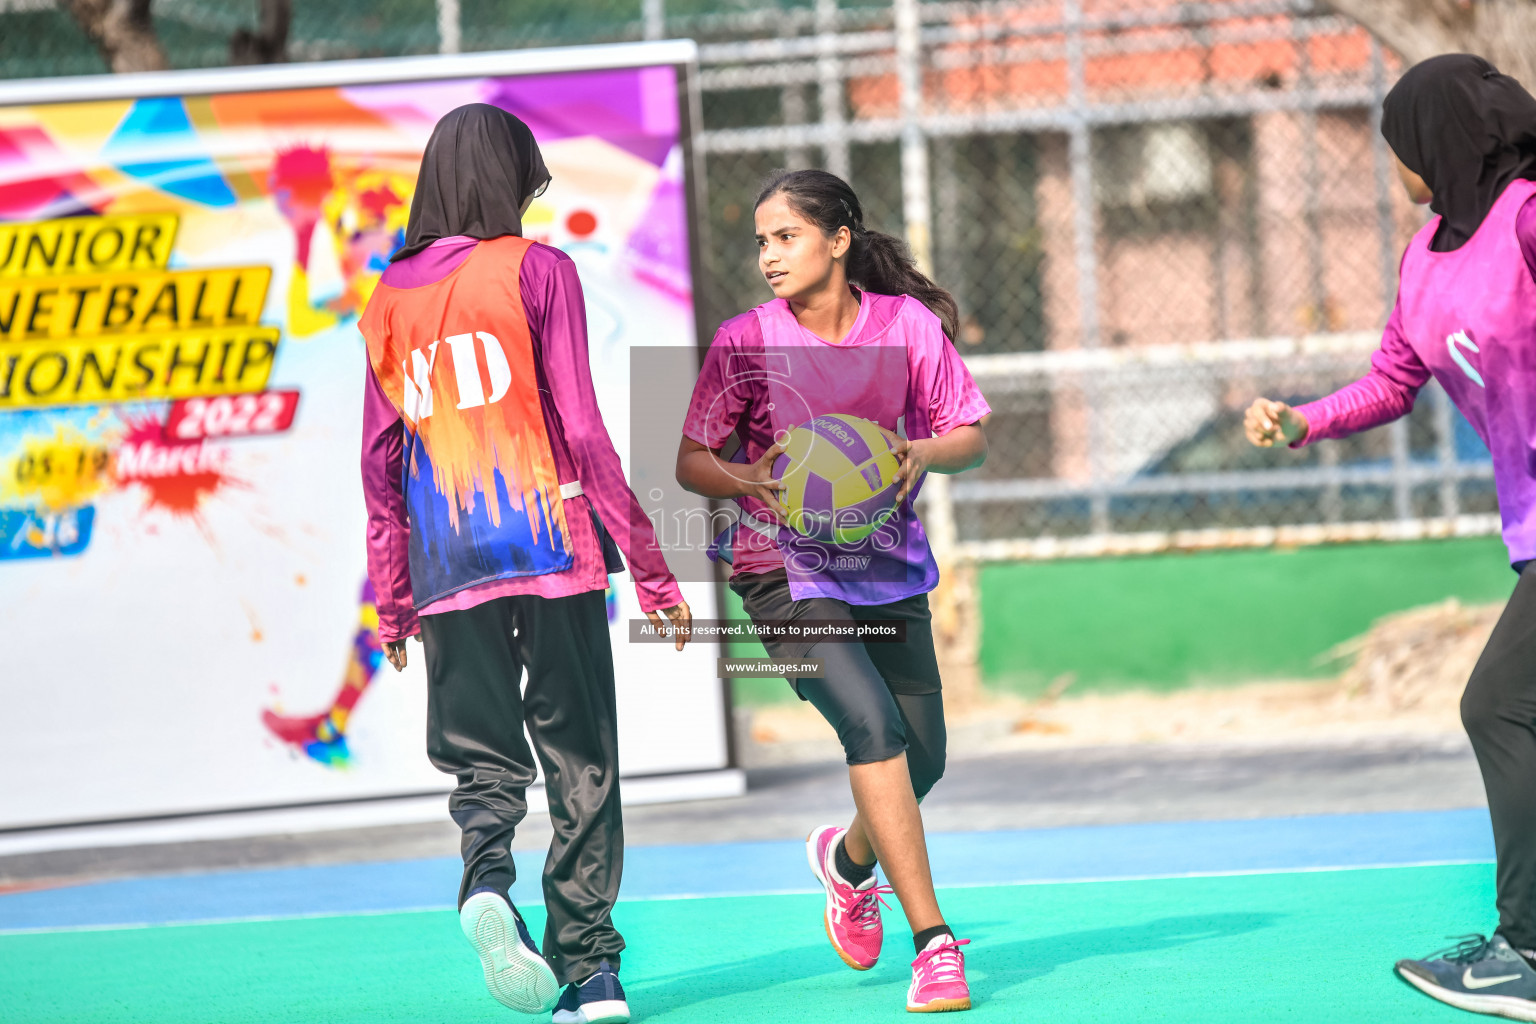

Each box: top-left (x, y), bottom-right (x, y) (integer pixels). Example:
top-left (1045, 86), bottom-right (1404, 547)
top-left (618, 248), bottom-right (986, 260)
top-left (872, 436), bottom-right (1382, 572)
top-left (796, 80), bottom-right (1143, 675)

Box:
top-left (682, 321), bottom-right (752, 449)
top-left (1291, 301), bottom-right (1429, 446)
top-left (535, 257), bottom-right (683, 613)
top-left (905, 303), bottom-right (991, 438)
top-left (361, 362), bottom-right (419, 642)
top-left (925, 336), bottom-right (992, 436)
top-left (1518, 194), bottom-right (1536, 284)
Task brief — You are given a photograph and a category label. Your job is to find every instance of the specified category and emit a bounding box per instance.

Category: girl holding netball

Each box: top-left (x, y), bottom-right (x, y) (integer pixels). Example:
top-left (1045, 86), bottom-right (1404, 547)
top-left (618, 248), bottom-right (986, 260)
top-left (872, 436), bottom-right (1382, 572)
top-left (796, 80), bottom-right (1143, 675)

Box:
top-left (1244, 55), bottom-right (1536, 1020)
top-left (677, 169), bottom-right (989, 1012)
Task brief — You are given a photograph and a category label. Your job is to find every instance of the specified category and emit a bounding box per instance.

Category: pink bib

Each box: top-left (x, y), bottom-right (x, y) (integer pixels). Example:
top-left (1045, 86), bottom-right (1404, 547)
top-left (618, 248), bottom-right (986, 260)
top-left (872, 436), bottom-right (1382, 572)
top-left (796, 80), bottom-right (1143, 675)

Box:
top-left (1398, 179), bottom-right (1536, 562)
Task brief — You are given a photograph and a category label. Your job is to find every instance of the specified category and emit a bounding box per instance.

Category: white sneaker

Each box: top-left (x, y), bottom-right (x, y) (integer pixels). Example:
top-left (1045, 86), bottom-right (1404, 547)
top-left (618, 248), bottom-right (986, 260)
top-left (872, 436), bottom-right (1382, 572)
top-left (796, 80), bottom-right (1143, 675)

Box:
top-left (459, 888), bottom-right (560, 1013)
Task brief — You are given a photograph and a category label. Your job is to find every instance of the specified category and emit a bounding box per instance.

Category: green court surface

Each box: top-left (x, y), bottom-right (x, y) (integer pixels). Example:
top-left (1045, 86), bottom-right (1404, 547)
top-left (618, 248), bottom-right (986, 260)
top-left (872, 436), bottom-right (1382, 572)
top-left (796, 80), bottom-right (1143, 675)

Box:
top-left (0, 864), bottom-right (1492, 1023)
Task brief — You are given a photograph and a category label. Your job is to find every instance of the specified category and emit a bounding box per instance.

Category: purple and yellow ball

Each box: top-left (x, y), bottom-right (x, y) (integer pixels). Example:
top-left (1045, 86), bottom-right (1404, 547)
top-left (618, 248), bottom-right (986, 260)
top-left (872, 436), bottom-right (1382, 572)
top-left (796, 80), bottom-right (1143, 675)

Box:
top-left (772, 413), bottom-right (902, 546)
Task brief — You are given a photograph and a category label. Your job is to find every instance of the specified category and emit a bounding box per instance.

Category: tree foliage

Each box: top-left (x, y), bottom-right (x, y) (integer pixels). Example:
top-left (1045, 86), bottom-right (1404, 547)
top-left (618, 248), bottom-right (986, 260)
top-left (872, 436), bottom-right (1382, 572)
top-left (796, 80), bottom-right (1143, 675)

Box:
top-left (1322, 0), bottom-right (1536, 88)
top-left (60, 0), bottom-right (168, 73)
top-left (62, 0), bottom-right (291, 73)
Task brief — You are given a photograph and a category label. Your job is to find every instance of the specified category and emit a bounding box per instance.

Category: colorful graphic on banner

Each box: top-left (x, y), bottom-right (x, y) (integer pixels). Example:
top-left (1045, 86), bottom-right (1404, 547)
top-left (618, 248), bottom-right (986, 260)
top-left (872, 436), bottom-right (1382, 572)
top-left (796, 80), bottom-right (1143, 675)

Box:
top-left (262, 579), bottom-right (385, 766)
top-left (1, 61), bottom-right (720, 830)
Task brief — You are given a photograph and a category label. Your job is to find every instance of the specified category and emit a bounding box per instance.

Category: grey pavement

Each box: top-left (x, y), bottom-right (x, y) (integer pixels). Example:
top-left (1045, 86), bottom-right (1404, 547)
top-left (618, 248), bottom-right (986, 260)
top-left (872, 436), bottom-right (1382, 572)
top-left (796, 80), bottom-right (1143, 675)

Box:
top-left (0, 733), bottom-right (1484, 888)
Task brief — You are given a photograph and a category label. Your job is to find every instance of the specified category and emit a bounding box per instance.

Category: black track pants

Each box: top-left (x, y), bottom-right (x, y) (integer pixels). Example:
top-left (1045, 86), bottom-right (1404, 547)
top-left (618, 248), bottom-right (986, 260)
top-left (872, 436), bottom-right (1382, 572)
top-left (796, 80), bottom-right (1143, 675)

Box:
top-left (1463, 567), bottom-right (1536, 950)
top-left (420, 589), bottom-right (623, 985)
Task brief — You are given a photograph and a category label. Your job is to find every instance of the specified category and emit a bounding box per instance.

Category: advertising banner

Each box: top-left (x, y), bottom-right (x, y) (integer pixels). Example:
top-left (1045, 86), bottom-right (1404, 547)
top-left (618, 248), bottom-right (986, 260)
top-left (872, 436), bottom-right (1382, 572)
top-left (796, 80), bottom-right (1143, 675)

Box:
top-left (0, 44), bottom-right (725, 830)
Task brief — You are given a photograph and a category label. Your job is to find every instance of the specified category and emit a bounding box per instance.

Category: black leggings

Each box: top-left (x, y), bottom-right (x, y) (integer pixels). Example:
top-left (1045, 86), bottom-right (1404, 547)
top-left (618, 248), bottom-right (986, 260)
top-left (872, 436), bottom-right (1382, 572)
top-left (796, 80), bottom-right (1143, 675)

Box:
top-left (730, 570), bottom-right (947, 799)
top-left (798, 641), bottom-right (948, 798)
top-left (1463, 566), bottom-right (1536, 949)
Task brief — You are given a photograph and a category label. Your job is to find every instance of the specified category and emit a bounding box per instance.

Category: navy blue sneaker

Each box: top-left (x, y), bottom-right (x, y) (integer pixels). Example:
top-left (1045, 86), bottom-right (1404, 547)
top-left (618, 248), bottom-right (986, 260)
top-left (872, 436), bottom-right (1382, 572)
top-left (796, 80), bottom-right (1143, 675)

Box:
top-left (1397, 933), bottom-right (1536, 1021)
top-left (552, 960), bottom-right (629, 1024)
top-left (459, 887), bottom-right (560, 1013)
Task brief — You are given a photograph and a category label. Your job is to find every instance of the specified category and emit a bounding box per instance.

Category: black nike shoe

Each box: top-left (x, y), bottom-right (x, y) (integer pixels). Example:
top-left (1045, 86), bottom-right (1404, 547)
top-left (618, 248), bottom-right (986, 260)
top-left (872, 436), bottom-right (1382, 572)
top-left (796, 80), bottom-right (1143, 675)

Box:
top-left (1397, 933), bottom-right (1536, 1021)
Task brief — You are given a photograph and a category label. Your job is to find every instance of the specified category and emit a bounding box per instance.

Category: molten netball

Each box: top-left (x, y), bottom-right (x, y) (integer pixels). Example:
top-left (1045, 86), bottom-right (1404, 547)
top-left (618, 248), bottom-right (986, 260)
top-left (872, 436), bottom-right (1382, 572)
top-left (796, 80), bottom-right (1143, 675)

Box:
top-left (773, 413), bottom-right (903, 546)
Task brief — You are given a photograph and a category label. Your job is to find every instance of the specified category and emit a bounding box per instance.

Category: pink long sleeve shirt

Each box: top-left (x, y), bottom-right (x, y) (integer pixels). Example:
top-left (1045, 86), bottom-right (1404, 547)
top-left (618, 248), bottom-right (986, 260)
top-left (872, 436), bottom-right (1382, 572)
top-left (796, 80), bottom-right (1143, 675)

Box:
top-left (362, 236), bottom-right (682, 643)
top-left (1294, 194), bottom-right (1536, 444)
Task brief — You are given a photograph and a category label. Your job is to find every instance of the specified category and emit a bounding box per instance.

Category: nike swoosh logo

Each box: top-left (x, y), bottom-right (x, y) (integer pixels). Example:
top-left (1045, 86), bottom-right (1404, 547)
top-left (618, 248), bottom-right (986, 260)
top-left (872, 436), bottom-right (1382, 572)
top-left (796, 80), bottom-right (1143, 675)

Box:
top-left (1447, 330), bottom-right (1486, 388)
top-left (1463, 968), bottom-right (1524, 989)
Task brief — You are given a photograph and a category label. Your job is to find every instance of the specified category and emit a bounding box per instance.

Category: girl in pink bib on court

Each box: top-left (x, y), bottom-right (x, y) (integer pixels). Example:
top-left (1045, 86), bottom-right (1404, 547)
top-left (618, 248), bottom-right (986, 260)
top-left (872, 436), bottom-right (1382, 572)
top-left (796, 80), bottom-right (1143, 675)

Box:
top-left (677, 169), bottom-right (990, 1014)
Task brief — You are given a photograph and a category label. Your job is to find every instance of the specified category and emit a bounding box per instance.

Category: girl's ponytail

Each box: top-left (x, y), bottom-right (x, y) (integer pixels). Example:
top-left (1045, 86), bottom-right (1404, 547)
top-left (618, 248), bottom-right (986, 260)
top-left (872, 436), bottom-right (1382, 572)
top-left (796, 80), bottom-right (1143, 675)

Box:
top-left (846, 226), bottom-right (959, 340)
top-left (754, 169), bottom-right (960, 340)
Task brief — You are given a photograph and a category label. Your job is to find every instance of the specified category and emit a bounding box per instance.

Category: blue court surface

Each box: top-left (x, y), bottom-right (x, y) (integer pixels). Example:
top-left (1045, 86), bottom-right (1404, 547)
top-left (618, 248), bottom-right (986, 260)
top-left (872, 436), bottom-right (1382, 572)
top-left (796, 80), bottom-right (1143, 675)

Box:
top-left (0, 807), bottom-right (1495, 932)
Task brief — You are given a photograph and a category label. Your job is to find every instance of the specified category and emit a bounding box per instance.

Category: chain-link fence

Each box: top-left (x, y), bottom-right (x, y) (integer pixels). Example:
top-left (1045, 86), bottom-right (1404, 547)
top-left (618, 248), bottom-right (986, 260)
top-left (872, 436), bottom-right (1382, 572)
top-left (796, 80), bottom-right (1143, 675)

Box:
top-left (1, 0), bottom-right (1496, 561)
top-left (689, 0), bottom-right (1497, 563)
top-left (954, 337), bottom-right (1497, 559)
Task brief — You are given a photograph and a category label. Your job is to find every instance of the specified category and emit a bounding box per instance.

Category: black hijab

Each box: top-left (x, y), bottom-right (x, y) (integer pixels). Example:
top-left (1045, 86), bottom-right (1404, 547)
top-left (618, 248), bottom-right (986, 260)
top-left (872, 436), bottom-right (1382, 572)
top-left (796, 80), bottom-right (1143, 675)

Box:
top-left (391, 103), bottom-right (550, 263)
top-left (1382, 54), bottom-right (1536, 252)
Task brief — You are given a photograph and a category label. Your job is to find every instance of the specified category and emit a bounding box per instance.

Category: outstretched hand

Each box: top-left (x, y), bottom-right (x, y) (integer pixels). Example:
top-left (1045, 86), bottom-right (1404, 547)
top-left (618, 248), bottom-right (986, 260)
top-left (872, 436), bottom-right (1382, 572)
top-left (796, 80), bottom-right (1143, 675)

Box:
top-left (1243, 398), bottom-right (1309, 448)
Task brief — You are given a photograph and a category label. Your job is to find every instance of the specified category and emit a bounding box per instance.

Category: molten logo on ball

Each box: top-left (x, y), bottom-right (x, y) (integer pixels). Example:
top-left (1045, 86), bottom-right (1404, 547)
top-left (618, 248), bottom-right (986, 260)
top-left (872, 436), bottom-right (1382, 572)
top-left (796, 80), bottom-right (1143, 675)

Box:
top-left (773, 413), bottom-right (902, 546)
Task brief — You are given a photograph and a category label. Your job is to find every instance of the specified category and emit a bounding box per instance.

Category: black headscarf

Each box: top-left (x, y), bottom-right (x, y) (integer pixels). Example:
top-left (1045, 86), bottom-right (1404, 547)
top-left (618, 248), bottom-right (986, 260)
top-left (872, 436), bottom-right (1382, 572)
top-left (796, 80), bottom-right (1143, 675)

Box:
top-left (391, 103), bottom-right (550, 263)
top-left (1382, 54), bottom-right (1536, 252)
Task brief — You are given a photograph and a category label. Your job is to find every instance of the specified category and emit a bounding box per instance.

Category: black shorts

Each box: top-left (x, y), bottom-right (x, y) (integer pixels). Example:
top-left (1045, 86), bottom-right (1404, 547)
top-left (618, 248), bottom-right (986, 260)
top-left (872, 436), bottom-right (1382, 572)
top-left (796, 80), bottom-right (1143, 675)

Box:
top-left (730, 569), bottom-right (947, 793)
top-left (729, 569), bottom-right (942, 697)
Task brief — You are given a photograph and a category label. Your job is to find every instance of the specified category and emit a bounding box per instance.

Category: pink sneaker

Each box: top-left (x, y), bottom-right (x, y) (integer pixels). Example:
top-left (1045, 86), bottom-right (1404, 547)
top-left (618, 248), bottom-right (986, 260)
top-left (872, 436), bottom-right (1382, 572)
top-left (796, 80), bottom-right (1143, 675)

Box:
top-left (907, 935), bottom-right (972, 1013)
top-left (805, 824), bottom-right (891, 970)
